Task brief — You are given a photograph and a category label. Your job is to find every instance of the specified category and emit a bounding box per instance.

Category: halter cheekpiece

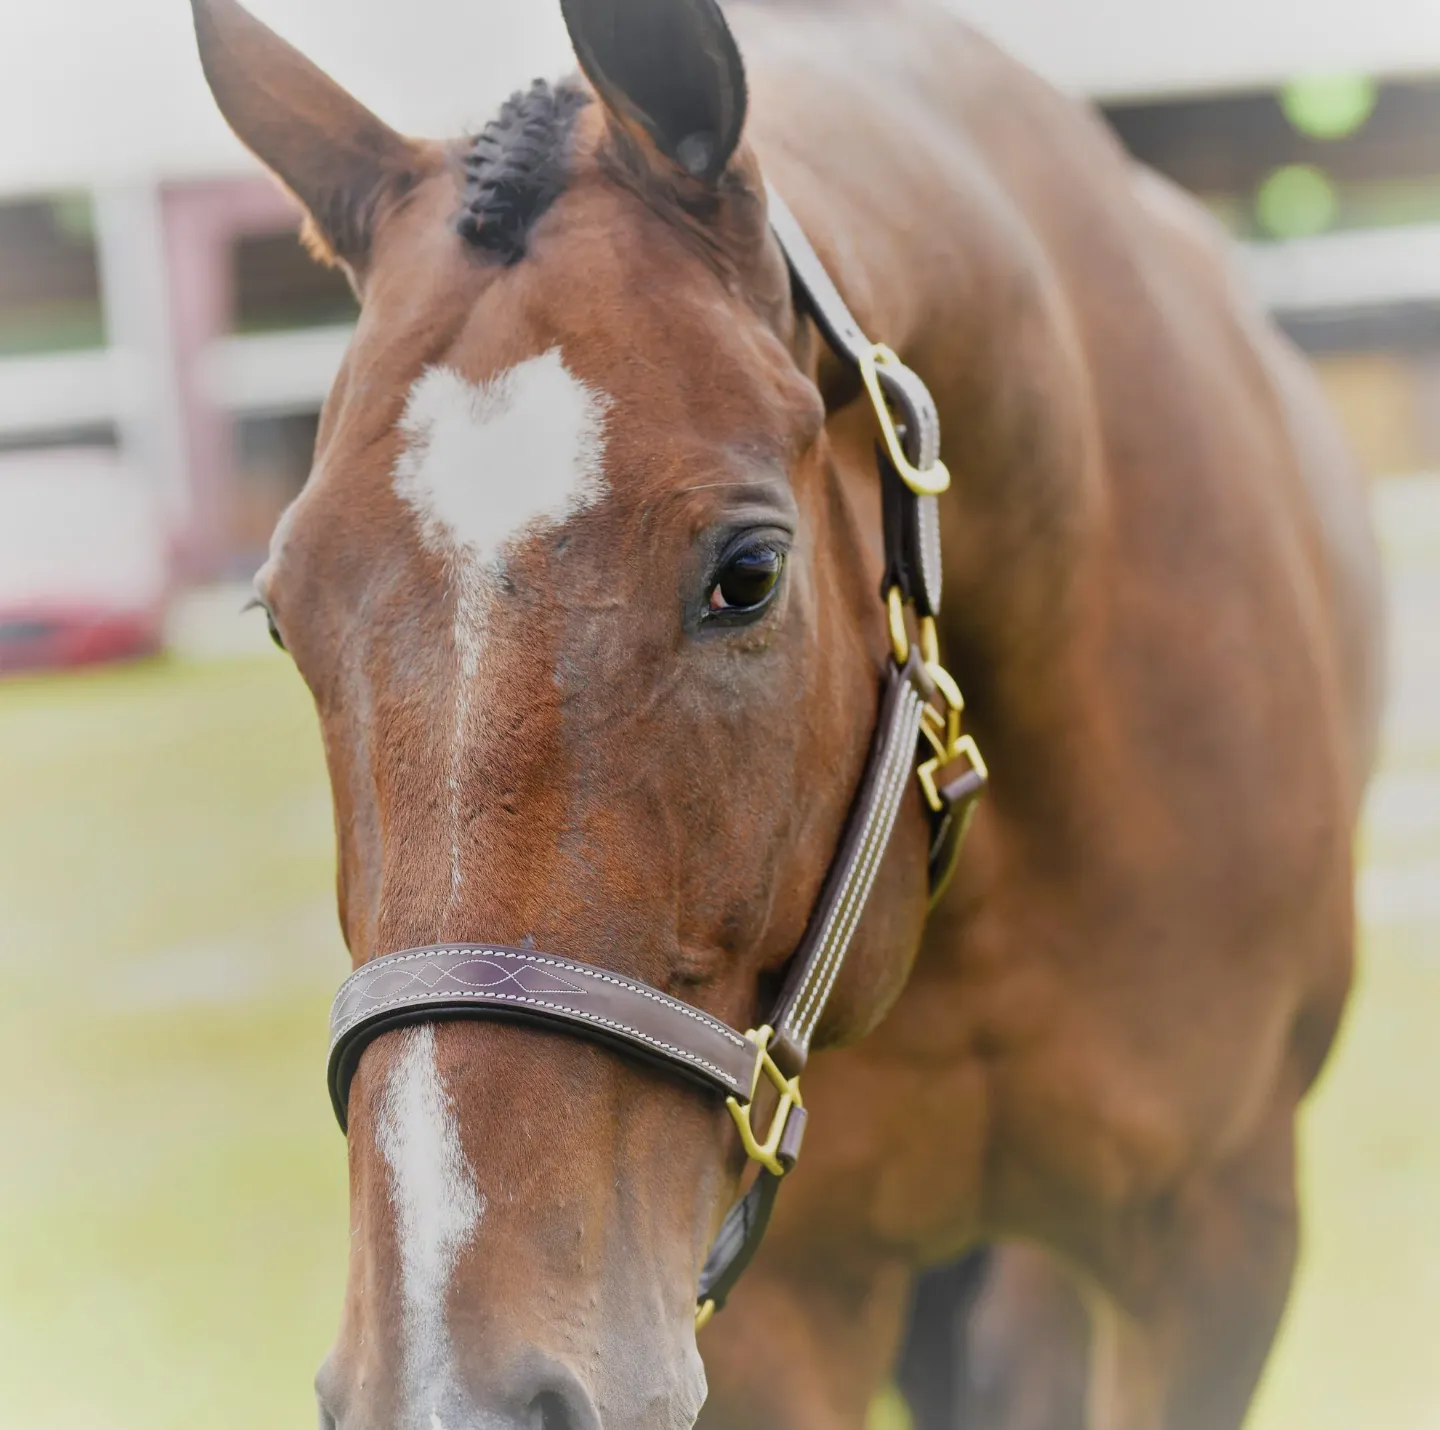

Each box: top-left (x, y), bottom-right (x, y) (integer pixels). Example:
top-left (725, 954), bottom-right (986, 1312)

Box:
top-left (325, 185), bottom-right (988, 1329)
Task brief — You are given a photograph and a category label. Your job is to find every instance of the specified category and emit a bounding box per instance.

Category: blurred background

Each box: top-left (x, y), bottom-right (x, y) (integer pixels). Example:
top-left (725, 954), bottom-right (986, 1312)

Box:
top-left (1, 1), bottom-right (1436, 1427)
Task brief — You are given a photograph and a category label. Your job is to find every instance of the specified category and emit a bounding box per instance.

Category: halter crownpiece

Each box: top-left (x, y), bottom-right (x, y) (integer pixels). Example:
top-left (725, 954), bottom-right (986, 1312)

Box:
top-left (325, 185), bottom-right (987, 1329)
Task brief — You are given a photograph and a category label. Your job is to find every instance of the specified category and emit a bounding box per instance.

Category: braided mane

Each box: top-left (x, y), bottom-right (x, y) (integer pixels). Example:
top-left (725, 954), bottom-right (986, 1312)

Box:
top-left (456, 79), bottom-right (592, 264)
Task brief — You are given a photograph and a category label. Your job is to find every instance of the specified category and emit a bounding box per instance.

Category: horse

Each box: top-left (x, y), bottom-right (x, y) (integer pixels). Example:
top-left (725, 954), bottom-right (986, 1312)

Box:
top-left (191, 0), bottom-right (1385, 1426)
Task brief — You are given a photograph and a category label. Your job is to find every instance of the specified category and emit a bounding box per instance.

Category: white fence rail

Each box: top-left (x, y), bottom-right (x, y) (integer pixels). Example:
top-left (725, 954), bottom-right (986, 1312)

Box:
top-left (0, 326), bottom-right (353, 443)
top-left (4, 226), bottom-right (1440, 447)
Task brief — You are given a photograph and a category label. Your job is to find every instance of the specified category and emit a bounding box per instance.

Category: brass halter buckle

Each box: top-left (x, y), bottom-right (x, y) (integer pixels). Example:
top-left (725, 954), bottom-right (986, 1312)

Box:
top-left (696, 1028), bottom-right (805, 1331)
top-left (725, 1026), bottom-right (804, 1178)
top-left (859, 342), bottom-right (952, 497)
top-left (916, 615), bottom-right (987, 814)
top-left (888, 589), bottom-right (988, 815)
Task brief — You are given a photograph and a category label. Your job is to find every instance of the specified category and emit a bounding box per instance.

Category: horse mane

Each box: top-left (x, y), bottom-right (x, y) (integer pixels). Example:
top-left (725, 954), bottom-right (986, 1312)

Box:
top-left (457, 79), bottom-right (592, 264)
top-left (455, 74), bottom-right (755, 284)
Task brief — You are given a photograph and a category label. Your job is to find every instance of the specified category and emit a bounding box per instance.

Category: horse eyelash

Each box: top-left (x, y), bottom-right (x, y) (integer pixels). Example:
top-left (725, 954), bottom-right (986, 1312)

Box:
top-left (242, 595), bottom-right (288, 652)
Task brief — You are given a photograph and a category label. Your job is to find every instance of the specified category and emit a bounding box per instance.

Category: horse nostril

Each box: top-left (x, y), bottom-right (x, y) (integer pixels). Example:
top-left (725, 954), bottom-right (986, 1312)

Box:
top-left (528, 1387), bottom-right (596, 1430)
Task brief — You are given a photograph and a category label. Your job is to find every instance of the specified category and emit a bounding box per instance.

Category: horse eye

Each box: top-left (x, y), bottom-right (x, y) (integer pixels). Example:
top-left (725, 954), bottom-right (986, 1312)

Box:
top-left (709, 547), bottom-right (785, 614)
top-left (265, 612), bottom-right (286, 652)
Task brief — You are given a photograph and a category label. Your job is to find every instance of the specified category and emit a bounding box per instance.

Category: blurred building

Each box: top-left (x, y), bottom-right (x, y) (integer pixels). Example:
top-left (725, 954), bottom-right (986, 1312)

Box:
top-left (2, 0), bottom-right (1438, 582)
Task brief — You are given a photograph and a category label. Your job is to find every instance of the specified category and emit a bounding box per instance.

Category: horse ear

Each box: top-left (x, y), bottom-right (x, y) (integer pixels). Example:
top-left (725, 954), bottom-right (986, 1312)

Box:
top-left (559, 0), bottom-right (748, 184)
top-left (191, 0), bottom-right (420, 272)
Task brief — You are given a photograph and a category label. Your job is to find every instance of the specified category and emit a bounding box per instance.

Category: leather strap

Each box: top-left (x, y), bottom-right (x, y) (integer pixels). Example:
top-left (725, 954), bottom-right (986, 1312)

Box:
top-left (696, 1099), bottom-right (807, 1316)
top-left (768, 181), bottom-right (981, 907)
top-left (767, 184), bottom-right (944, 618)
top-left (925, 753), bottom-right (988, 904)
top-left (769, 650), bottom-right (932, 1074)
top-left (327, 945), bottom-right (756, 1132)
top-left (881, 447), bottom-right (944, 624)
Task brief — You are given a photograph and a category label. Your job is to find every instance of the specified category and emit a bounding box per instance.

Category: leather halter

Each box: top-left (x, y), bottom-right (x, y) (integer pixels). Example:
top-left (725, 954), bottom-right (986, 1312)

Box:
top-left (325, 186), bottom-right (988, 1328)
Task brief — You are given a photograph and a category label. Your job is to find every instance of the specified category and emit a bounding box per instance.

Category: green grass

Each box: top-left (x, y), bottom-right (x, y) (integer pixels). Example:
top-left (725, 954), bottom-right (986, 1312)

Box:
top-left (1249, 922), bottom-right (1440, 1430)
top-left (0, 654), bottom-right (347, 1430)
top-left (1, 644), bottom-right (1437, 1429)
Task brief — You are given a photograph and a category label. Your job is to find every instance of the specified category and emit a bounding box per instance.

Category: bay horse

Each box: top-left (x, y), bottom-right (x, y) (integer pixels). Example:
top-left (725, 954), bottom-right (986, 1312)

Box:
top-left (191, 0), bottom-right (1384, 1426)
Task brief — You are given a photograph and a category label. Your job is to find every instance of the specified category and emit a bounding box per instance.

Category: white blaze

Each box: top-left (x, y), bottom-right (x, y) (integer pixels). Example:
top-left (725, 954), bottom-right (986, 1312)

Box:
top-left (392, 350), bottom-right (611, 906)
top-left (376, 1025), bottom-right (486, 1414)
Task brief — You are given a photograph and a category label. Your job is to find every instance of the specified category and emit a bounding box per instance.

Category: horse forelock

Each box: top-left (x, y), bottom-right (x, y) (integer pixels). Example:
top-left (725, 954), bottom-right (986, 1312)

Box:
top-left (451, 70), bottom-right (770, 290)
top-left (456, 79), bottom-right (593, 264)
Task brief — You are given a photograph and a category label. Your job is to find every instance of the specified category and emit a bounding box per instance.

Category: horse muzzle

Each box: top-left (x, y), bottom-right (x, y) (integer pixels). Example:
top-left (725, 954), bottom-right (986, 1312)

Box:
top-left (318, 1360), bottom-right (606, 1430)
top-left (318, 1330), bottom-right (705, 1430)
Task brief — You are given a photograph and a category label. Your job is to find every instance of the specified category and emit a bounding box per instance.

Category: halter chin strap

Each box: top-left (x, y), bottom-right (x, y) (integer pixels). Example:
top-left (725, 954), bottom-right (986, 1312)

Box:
top-left (325, 186), bottom-right (987, 1330)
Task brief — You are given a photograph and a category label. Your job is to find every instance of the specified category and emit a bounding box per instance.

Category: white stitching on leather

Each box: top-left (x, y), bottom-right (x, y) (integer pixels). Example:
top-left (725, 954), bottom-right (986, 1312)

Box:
top-left (798, 691), bottom-right (921, 1040)
top-left (332, 948), bottom-right (747, 1049)
top-left (788, 692), bottom-right (914, 1033)
top-left (331, 987), bottom-right (745, 1093)
top-left (784, 708), bottom-right (910, 1040)
top-left (785, 685), bottom-right (924, 1044)
top-left (796, 699), bottom-right (920, 1042)
top-left (917, 495), bottom-right (942, 612)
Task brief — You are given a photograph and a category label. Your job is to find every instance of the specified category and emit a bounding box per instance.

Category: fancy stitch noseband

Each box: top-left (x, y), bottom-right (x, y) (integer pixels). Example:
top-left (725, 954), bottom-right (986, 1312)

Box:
top-left (326, 186), bottom-right (988, 1328)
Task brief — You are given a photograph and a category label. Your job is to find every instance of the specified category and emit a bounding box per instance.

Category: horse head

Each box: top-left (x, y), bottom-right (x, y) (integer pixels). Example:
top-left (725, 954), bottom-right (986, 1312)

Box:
top-left (193, 0), bottom-right (935, 1424)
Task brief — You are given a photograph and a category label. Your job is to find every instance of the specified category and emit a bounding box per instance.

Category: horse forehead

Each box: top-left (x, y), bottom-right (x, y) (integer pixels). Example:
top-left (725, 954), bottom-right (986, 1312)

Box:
top-left (392, 347), bottom-right (614, 565)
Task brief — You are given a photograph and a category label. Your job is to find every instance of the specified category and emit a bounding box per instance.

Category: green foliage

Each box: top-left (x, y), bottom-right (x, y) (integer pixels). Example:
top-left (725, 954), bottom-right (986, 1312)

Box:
top-left (1281, 74), bottom-right (1378, 140)
top-left (1256, 164), bottom-right (1338, 239)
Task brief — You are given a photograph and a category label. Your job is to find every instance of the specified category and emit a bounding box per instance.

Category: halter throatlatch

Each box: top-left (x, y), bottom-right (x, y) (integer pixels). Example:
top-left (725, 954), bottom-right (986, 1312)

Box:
top-left (325, 185), bottom-right (987, 1330)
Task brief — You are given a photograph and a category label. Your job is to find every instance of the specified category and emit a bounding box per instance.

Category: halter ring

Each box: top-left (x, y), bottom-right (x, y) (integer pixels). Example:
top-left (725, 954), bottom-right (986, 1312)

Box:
top-left (859, 343), bottom-right (952, 497)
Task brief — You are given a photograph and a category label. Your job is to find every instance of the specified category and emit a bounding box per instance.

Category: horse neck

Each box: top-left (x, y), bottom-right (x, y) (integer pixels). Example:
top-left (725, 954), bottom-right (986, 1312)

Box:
top-left (815, 218), bottom-right (1100, 764)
